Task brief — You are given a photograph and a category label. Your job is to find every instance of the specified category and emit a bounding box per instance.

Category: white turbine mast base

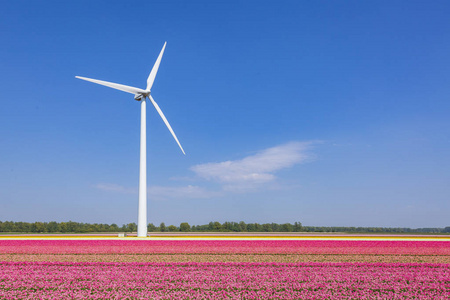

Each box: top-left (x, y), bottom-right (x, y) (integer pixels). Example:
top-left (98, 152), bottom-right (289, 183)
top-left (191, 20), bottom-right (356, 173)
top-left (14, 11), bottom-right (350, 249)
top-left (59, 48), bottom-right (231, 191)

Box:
top-left (137, 98), bottom-right (147, 237)
top-left (75, 42), bottom-right (184, 238)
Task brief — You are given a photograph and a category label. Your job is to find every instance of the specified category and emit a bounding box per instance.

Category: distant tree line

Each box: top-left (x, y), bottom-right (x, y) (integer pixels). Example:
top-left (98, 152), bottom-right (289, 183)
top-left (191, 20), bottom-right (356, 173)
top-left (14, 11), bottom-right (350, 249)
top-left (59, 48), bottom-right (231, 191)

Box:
top-left (0, 221), bottom-right (135, 233)
top-left (1, 220), bottom-right (449, 234)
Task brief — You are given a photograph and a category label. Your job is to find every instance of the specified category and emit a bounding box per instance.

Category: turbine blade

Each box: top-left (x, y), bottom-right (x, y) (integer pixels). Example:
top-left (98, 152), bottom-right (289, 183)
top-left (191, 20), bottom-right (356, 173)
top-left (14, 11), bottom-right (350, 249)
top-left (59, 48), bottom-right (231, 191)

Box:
top-left (149, 95), bottom-right (185, 155)
top-left (146, 42), bottom-right (167, 92)
top-left (76, 76), bottom-right (147, 95)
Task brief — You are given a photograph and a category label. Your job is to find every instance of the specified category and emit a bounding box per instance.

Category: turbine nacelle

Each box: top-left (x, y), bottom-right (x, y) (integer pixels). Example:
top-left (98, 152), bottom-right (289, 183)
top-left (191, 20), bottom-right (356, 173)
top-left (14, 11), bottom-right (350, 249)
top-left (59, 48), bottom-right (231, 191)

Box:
top-left (134, 93), bottom-right (147, 101)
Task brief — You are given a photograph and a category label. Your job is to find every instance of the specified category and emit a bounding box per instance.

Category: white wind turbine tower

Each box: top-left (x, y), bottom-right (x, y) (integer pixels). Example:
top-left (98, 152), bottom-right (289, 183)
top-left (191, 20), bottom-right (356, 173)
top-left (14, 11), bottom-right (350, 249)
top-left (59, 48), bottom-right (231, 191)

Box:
top-left (76, 42), bottom-right (185, 237)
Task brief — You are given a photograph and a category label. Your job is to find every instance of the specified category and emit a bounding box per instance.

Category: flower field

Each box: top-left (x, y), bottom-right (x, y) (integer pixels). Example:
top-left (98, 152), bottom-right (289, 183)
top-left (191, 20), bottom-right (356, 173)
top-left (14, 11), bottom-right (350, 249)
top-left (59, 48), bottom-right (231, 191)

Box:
top-left (2, 240), bottom-right (450, 255)
top-left (1, 261), bottom-right (449, 299)
top-left (0, 239), bottom-right (449, 298)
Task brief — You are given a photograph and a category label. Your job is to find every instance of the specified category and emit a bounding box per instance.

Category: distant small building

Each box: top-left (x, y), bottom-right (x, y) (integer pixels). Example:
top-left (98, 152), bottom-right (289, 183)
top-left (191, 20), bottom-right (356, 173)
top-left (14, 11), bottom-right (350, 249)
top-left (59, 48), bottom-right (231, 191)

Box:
top-left (118, 233), bottom-right (127, 237)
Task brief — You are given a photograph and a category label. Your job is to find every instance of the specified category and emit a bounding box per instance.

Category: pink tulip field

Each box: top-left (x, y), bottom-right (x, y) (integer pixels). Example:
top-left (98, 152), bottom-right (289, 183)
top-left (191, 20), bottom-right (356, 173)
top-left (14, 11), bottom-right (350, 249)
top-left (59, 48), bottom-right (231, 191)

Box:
top-left (0, 239), bottom-right (449, 298)
top-left (2, 240), bottom-right (450, 255)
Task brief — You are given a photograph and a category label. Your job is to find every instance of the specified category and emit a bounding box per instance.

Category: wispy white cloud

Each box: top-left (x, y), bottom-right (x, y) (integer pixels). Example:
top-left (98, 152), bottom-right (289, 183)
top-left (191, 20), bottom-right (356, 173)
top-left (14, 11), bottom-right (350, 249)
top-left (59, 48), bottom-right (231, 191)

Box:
top-left (190, 141), bottom-right (314, 191)
top-left (94, 141), bottom-right (316, 198)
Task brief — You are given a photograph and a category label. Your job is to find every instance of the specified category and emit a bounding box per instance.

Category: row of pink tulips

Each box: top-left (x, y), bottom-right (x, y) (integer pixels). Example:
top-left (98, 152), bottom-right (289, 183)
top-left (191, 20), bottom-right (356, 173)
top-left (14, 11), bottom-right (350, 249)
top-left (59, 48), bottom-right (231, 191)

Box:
top-left (0, 261), bottom-right (449, 299)
top-left (3, 253), bottom-right (450, 263)
top-left (1, 240), bottom-right (450, 255)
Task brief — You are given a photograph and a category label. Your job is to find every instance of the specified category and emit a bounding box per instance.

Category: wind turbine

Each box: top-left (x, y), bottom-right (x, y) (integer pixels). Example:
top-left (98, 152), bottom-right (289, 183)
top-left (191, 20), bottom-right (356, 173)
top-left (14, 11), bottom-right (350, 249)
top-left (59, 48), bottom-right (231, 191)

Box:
top-left (76, 42), bottom-right (185, 237)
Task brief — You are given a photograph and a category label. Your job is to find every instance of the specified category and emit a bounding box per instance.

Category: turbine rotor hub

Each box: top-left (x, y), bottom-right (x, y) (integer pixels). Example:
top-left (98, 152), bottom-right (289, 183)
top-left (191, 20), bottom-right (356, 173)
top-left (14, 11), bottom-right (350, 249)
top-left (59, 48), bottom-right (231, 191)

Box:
top-left (134, 93), bottom-right (148, 101)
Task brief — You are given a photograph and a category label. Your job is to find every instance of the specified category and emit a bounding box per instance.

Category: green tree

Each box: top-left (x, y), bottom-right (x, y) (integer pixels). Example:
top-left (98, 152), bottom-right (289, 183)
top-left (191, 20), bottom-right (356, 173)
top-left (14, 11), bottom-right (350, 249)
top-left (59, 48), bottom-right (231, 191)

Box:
top-left (230, 222), bottom-right (240, 232)
top-left (168, 225), bottom-right (177, 232)
top-left (148, 223), bottom-right (157, 232)
top-left (293, 222), bottom-right (302, 232)
top-left (3, 221), bottom-right (16, 232)
top-left (239, 221), bottom-right (247, 232)
top-left (280, 223), bottom-right (293, 232)
top-left (213, 222), bottom-right (222, 231)
top-left (15, 222), bottom-right (30, 232)
top-left (58, 222), bottom-right (68, 233)
top-left (222, 222), bottom-right (232, 231)
top-left (247, 223), bottom-right (255, 232)
top-left (160, 222), bottom-right (166, 232)
top-left (126, 223), bottom-right (137, 232)
top-left (180, 222), bottom-right (190, 232)
top-left (208, 222), bottom-right (215, 231)
top-left (262, 223), bottom-right (273, 232)
top-left (271, 223), bottom-right (280, 232)
top-left (47, 221), bottom-right (59, 232)
top-left (110, 223), bottom-right (119, 231)
top-left (35, 222), bottom-right (46, 233)
top-left (66, 221), bottom-right (78, 232)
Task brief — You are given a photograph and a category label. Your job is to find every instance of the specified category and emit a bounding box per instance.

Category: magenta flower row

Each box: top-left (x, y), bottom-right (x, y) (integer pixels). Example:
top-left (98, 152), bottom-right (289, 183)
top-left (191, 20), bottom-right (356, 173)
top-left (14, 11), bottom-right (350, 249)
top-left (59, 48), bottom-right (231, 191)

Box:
top-left (1, 240), bottom-right (449, 255)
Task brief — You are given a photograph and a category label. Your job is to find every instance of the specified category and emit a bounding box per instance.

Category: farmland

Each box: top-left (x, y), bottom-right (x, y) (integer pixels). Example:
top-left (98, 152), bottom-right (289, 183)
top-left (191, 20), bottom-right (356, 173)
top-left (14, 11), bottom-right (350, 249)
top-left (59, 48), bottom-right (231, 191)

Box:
top-left (0, 237), bottom-right (449, 298)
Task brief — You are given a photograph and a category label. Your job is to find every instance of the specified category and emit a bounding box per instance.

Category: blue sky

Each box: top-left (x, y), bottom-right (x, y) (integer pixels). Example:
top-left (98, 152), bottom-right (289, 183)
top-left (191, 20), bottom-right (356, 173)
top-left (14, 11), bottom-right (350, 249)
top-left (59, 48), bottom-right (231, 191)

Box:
top-left (1, 1), bottom-right (449, 227)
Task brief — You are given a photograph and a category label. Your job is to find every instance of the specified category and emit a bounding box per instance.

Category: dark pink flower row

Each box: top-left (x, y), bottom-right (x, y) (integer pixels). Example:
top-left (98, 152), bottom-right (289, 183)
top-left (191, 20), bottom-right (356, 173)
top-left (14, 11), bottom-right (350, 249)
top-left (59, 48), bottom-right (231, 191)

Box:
top-left (0, 261), bottom-right (449, 299)
top-left (1, 240), bottom-right (449, 255)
